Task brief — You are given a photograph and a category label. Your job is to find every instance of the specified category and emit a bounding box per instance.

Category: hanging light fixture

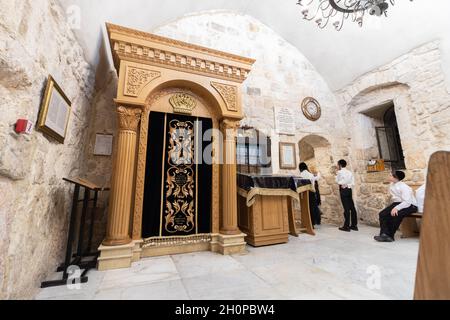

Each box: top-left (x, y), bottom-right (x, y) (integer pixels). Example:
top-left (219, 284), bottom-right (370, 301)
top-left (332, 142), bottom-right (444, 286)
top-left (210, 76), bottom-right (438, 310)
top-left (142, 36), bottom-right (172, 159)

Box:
top-left (297, 0), bottom-right (412, 31)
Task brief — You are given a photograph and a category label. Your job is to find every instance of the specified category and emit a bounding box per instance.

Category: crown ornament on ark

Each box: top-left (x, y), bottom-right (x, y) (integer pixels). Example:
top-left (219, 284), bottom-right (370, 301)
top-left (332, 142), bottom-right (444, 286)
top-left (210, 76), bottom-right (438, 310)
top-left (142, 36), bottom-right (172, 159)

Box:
top-left (170, 93), bottom-right (197, 115)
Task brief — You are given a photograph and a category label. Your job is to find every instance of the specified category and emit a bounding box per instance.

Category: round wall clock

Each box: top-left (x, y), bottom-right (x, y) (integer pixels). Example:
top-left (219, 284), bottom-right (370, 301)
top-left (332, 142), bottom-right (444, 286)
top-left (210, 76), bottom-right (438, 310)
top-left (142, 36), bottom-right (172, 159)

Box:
top-left (301, 97), bottom-right (322, 121)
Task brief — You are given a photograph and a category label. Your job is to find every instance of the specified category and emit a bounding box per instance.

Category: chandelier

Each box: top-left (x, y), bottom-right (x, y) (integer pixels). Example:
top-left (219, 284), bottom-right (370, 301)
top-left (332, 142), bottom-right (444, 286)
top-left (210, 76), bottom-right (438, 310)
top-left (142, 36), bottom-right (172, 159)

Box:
top-left (297, 0), bottom-right (412, 31)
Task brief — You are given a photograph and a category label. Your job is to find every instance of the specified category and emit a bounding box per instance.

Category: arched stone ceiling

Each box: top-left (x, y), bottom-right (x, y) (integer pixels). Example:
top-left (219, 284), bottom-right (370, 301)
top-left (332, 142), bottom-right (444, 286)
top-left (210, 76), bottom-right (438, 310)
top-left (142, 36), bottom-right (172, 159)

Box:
top-left (58, 0), bottom-right (450, 91)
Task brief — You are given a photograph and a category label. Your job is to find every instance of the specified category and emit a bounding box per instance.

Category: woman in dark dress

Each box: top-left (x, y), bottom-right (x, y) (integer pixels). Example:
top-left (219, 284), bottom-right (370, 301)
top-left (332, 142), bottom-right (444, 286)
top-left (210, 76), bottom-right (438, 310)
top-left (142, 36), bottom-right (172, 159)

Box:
top-left (299, 162), bottom-right (322, 226)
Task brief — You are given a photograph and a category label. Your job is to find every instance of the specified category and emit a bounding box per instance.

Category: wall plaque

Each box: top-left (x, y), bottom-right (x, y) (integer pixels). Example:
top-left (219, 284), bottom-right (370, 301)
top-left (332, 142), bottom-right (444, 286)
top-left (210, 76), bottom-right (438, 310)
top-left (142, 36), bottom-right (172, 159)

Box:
top-left (94, 134), bottom-right (114, 156)
top-left (274, 106), bottom-right (296, 135)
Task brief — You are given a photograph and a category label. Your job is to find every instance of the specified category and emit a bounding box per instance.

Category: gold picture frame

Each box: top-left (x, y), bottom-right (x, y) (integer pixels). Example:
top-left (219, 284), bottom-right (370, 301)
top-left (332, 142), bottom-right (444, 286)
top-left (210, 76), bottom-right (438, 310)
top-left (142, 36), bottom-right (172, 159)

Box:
top-left (37, 75), bottom-right (72, 143)
top-left (301, 97), bottom-right (322, 122)
top-left (279, 142), bottom-right (297, 169)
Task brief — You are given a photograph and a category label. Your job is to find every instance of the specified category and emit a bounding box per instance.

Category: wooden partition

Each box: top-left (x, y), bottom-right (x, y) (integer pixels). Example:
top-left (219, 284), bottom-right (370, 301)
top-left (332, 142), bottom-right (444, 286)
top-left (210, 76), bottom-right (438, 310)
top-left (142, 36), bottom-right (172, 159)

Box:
top-left (414, 151), bottom-right (450, 300)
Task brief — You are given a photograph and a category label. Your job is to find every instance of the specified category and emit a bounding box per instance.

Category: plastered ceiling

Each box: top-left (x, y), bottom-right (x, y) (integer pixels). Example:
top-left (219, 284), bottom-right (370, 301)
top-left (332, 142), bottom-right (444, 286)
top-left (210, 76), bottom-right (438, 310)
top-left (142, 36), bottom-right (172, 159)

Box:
top-left (59, 0), bottom-right (450, 91)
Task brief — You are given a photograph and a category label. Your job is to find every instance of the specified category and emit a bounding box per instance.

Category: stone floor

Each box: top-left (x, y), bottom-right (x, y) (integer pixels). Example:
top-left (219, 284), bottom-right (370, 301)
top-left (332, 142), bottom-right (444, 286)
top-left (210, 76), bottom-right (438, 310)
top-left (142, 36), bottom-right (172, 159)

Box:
top-left (35, 225), bottom-right (420, 300)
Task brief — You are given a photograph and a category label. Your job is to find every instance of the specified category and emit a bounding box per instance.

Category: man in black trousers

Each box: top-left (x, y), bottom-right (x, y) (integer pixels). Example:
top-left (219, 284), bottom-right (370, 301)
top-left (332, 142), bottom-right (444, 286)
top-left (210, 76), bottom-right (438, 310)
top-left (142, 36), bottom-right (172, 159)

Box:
top-left (336, 159), bottom-right (358, 232)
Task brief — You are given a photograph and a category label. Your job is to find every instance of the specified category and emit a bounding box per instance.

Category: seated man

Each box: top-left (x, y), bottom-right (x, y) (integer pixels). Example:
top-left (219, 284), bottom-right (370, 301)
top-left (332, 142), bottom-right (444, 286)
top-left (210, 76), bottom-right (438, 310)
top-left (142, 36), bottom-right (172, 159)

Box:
top-left (374, 171), bottom-right (418, 242)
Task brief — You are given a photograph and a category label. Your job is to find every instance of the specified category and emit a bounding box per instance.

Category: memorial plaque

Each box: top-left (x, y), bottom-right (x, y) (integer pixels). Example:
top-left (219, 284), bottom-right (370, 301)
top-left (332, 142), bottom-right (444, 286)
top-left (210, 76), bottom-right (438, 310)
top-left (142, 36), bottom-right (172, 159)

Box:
top-left (274, 106), bottom-right (296, 135)
top-left (94, 134), bottom-right (114, 156)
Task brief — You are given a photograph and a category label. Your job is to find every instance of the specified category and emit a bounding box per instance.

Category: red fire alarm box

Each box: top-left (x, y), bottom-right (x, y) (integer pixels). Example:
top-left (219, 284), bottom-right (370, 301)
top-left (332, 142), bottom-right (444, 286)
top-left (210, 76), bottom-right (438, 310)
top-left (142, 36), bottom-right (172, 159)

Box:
top-left (15, 119), bottom-right (33, 134)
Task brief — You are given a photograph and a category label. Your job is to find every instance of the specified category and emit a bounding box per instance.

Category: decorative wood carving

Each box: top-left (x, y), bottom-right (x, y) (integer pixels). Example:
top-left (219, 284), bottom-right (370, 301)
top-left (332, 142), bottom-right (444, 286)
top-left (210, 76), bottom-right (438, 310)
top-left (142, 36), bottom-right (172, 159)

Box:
top-left (117, 106), bottom-right (142, 132)
top-left (124, 67), bottom-right (161, 97)
top-left (211, 82), bottom-right (238, 112)
top-left (169, 93), bottom-right (197, 115)
top-left (132, 105), bottom-right (150, 240)
top-left (221, 119), bottom-right (240, 139)
top-left (142, 234), bottom-right (212, 248)
top-left (107, 23), bottom-right (255, 84)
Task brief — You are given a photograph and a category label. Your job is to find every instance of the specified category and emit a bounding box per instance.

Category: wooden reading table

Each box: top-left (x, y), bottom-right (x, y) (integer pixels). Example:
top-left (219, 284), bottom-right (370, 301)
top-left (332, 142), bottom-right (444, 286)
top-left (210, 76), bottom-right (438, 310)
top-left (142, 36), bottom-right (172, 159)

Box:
top-left (237, 174), bottom-right (315, 247)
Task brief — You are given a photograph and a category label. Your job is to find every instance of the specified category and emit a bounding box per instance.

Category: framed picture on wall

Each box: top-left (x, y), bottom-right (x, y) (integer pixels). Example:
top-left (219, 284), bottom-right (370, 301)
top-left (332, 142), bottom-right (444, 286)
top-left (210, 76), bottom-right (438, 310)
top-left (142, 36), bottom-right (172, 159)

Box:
top-left (279, 142), bottom-right (297, 169)
top-left (37, 75), bottom-right (72, 143)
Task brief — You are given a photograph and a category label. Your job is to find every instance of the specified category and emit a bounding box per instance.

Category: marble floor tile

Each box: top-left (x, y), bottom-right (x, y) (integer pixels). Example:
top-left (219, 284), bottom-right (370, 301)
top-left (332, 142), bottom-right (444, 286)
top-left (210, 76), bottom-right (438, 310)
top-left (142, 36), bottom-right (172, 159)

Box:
top-left (95, 280), bottom-right (190, 300)
top-left (36, 224), bottom-right (419, 300)
top-left (35, 269), bottom-right (105, 300)
top-left (172, 251), bottom-right (246, 279)
top-left (99, 256), bottom-right (180, 290)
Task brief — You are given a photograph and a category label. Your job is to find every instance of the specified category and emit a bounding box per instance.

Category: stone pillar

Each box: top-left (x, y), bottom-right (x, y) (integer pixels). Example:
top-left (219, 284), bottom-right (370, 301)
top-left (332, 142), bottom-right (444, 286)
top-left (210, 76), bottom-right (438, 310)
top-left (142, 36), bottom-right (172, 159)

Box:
top-left (103, 106), bottom-right (142, 246)
top-left (220, 119), bottom-right (240, 235)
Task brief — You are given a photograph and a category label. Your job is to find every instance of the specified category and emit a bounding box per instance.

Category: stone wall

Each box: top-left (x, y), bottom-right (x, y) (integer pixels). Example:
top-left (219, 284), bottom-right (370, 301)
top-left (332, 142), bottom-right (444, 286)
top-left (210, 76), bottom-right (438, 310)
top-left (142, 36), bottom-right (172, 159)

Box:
top-left (0, 0), bottom-right (94, 299)
top-left (336, 41), bottom-right (450, 225)
top-left (2, 4), bottom-right (449, 300)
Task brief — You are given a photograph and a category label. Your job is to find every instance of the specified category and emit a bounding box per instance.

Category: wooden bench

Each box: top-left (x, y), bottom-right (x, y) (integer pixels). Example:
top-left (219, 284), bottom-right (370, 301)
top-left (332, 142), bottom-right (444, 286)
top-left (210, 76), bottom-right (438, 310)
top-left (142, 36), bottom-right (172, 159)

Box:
top-left (400, 212), bottom-right (423, 238)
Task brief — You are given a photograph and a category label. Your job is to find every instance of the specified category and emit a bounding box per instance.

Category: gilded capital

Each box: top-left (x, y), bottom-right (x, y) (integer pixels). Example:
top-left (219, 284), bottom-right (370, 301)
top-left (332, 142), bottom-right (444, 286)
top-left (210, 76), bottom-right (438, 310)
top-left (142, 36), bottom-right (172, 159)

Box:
top-left (221, 119), bottom-right (240, 140)
top-left (117, 106), bottom-right (142, 132)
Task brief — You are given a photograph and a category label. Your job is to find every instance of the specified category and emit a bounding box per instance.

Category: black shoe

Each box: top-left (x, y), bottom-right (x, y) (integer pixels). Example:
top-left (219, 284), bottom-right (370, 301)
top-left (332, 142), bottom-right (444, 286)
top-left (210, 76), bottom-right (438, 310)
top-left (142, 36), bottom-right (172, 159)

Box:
top-left (350, 226), bottom-right (359, 231)
top-left (374, 234), bottom-right (394, 242)
top-left (339, 227), bottom-right (351, 232)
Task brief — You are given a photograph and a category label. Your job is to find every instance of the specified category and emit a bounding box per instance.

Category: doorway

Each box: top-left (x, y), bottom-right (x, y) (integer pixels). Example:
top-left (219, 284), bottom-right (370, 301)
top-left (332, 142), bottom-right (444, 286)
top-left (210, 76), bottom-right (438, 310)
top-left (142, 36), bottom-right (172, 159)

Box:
top-left (298, 135), bottom-right (339, 225)
top-left (375, 105), bottom-right (406, 170)
top-left (142, 111), bottom-right (213, 238)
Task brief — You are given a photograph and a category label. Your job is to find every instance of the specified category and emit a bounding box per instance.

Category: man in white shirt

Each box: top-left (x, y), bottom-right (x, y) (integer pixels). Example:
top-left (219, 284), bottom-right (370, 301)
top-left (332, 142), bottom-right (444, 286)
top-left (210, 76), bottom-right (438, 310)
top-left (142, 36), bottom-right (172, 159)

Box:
top-left (299, 162), bottom-right (321, 226)
top-left (374, 170), bottom-right (418, 242)
top-left (336, 159), bottom-right (358, 232)
top-left (416, 184), bottom-right (426, 213)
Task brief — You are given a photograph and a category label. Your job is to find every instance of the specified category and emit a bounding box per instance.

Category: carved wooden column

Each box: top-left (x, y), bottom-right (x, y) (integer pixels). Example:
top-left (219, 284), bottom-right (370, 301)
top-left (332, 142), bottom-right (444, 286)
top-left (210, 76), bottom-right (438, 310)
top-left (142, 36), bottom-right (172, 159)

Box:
top-left (220, 119), bottom-right (241, 235)
top-left (103, 106), bottom-right (142, 246)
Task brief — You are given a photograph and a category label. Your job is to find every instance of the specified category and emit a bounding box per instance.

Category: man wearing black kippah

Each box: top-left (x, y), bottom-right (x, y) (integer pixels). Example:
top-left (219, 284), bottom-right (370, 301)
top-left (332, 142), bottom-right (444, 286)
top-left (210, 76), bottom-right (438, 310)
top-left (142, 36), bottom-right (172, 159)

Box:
top-left (336, 159), bottom-right (358, 232)
top-left (374, 170), bottom-right (418, 242)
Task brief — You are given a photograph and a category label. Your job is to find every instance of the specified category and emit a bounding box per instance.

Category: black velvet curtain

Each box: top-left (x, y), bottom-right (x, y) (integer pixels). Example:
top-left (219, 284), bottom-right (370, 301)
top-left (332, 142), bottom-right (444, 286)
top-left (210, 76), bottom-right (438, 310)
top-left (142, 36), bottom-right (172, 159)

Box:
top-left (142, 112), bottom-right (212, 238)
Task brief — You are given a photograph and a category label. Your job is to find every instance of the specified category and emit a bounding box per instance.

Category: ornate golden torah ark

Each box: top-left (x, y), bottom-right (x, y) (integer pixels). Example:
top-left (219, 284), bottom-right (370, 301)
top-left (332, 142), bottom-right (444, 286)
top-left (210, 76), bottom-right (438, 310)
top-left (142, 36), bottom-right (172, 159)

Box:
top-left (97, 23), bottom-right (254, 271)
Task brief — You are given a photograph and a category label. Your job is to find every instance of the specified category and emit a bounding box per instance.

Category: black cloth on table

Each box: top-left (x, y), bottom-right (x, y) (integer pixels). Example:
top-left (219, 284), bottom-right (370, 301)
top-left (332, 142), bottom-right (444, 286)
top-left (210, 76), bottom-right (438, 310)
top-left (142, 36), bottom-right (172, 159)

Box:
top-left (237, 174), bottom-right (312, 192)
top-left (238, 173), bottom-right (320, 225)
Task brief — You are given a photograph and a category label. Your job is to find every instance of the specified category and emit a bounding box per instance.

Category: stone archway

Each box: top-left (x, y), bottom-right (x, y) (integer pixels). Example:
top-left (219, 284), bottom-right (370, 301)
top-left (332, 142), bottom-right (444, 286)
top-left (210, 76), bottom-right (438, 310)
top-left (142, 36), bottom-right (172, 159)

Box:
top-left (298, 135), bottom-right (341, 225)
top-left (344, 82), bottom-right (422, 225)
top-left (97, 23), bottom-right (255, 271)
